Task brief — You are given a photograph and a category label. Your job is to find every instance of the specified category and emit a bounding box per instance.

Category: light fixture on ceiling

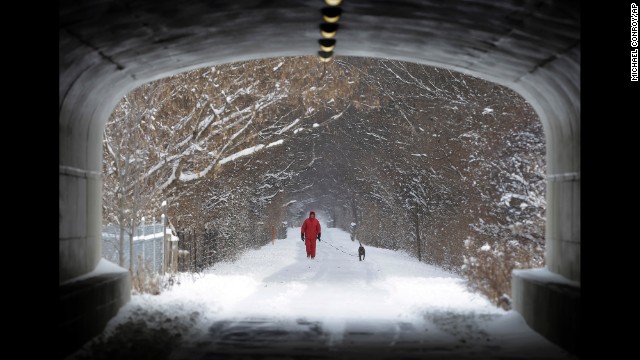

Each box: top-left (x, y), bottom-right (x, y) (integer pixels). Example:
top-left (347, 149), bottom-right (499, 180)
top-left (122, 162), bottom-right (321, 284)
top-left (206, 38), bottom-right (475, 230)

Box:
top-left (319, 38), bottom-right (336, 52)
top-left (322, 7), bottom-right (342, 23)
top-left (318, 1), bottom-right (342, 63)
top-left (320, 23), bottom-right (338, 38)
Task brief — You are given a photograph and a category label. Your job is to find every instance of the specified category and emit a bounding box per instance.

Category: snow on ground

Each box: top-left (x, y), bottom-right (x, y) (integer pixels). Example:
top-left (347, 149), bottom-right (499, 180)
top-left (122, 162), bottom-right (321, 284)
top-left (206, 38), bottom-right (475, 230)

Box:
top-left (66, 218), bottom-right (575, 359)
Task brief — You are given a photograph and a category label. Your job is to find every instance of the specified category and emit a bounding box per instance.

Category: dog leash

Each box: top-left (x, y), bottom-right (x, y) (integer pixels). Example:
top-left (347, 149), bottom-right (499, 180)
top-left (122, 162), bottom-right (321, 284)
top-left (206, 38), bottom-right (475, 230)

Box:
top-left (321, 238), bottom-right (358, 257)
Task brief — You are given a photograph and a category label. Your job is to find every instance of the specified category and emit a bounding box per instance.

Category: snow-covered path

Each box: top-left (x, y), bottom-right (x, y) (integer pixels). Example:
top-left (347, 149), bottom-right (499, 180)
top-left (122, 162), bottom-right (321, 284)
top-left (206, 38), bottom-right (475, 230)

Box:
top-left (67, 222), bottom-right (576, 359)
top-left (199, 226), bottom-right (494, 320)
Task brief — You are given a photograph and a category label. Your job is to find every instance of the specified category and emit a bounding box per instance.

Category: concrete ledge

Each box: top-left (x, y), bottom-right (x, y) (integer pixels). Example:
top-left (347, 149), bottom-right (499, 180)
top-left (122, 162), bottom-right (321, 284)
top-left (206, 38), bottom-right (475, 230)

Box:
top-left (512, 268), bottom-right (580, 357)
top-left (59, 270), bottom-right (131, 359)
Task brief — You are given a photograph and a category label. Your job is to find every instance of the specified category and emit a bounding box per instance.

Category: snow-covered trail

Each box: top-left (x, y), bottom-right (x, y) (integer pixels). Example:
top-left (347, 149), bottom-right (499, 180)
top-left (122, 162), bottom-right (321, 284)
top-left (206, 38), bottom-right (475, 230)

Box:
top-left (67, 221), bottom-right (576, 359)
top-left (202, 225), bottom-right (495, 322)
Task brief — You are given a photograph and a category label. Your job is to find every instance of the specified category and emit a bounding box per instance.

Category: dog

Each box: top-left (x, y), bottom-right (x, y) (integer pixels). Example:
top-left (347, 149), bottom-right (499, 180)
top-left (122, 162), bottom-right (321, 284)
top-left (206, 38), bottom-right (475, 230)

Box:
top-left (358, 243), bottom-right (365, 261)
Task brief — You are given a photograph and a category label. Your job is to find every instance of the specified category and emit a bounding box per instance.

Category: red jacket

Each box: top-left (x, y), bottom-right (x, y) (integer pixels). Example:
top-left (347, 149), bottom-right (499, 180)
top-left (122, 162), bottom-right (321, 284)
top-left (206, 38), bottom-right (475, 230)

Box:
top-left (301, 211), bottom-right (321, 241)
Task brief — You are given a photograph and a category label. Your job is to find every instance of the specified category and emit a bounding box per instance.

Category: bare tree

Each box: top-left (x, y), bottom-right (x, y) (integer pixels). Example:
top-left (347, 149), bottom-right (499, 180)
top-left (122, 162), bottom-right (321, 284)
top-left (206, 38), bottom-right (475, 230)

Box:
top-left (102, 56), bottom-right (544, 306)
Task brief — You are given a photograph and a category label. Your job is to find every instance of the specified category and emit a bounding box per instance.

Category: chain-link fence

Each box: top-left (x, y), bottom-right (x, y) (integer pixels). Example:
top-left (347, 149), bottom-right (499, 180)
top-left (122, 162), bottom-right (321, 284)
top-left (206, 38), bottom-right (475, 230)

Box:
top-left (102, 221), bottom-right (166, 273)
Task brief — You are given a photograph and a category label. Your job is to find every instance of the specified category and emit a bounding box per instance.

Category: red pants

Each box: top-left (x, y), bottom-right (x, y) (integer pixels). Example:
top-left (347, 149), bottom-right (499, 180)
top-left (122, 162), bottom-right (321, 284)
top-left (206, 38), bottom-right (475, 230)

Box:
top-left (305, 239), bottom-right (317, 258)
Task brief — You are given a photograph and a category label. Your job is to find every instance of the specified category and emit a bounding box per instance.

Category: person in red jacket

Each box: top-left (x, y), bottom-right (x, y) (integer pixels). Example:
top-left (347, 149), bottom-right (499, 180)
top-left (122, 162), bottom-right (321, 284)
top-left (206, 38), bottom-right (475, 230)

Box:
top-left (301, 211), bottom-right (321, 259)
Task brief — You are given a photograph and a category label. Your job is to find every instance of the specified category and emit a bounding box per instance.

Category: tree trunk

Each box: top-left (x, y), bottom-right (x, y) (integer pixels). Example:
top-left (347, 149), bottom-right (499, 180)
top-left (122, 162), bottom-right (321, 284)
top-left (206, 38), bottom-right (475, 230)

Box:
top-left (118, 221), bottom-right (125, 267)
top-left (351, 197), bottom-right (358, 241)
top-left (130, 179), bottom-right (139, 272)
top-left (118, 196), bottom-right (125, 267)
top-left (194, 231), bottom-right (198, 272)
top-left (416, 206), bottom-right (421, 262)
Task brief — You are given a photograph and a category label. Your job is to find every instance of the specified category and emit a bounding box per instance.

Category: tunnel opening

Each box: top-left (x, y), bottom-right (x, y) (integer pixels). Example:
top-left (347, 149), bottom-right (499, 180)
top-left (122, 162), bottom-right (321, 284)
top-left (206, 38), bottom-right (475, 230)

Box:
top-left (76, 56), bottom-right (565, 359)
top-left (100, 55), bottom-right (546, 305)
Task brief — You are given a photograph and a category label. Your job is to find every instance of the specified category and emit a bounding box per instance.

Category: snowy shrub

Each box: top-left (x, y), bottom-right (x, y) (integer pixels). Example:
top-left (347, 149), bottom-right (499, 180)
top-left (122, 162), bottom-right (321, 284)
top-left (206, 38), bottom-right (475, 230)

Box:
top-left (461, 234), bottom-right (544, 310)
top-left (132, 256), bottom-right (163, 295)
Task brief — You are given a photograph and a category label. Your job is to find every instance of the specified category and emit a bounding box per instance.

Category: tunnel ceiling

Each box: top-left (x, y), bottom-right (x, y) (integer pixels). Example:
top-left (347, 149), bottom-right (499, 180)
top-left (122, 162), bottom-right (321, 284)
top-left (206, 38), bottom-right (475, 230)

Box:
top-left (60, 0), bottom-right (579, 127)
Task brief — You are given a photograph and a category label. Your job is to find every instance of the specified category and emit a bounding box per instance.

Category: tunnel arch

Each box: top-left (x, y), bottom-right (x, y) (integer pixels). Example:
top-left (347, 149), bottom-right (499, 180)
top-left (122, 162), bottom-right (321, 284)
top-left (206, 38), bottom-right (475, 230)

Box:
top-left (59, 0), bottom-right (579, 357)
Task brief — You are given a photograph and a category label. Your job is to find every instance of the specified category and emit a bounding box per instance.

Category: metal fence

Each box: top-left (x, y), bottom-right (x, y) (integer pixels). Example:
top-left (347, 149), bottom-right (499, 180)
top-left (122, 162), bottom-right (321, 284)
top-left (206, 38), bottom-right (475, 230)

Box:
top-left (175, 229), bottom-right (219, 273)
top-left (102, 221), bottom-right (166, 273)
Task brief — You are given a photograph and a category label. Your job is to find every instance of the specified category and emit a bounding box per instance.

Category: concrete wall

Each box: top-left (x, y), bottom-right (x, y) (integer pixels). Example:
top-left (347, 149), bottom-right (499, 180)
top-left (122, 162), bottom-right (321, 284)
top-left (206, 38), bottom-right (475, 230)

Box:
top-left (59, 0), bottom-right (579, 357)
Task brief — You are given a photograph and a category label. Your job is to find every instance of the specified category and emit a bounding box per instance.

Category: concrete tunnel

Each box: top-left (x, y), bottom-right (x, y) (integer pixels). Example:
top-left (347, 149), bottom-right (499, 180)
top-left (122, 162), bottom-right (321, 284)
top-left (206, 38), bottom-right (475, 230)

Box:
top-left (59, 0), bottom-right (580, 357)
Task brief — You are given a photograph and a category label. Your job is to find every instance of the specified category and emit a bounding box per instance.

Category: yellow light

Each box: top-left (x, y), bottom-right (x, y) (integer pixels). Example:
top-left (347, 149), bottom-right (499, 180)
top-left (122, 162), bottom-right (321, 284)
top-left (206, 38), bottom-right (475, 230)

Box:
top-left (318, 50), bottom-right (334, 62)
top-left (320, 44), bottom-right (335, 52)
top-left (325, 0), bottom-right (342, 6)
top-left (318, 39), bottom-right (336, 52)
top-left (320, 23), bottom-right (338, 38)
top-left (322, 7), bottom-right (342, 23)
top-left (323, 14), bottom-right (340, 23)
top-left (321, 30), bottom-right (336, 38)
